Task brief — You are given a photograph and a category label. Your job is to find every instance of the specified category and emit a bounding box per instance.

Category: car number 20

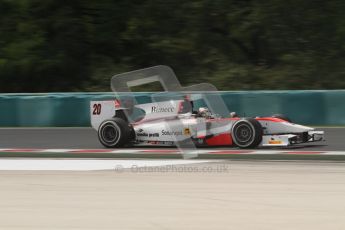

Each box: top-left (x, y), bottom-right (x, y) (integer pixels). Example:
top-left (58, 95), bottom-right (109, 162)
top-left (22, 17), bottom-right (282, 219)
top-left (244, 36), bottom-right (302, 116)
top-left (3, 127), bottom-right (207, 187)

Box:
top-left (93, 103), bottom-right (102, 115)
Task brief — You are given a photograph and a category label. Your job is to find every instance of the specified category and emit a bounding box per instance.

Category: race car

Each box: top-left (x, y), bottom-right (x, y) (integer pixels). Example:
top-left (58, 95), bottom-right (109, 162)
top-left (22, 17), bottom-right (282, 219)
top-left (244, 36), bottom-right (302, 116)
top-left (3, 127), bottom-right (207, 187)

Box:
top-left (90, 96), bottom-right (324, 149)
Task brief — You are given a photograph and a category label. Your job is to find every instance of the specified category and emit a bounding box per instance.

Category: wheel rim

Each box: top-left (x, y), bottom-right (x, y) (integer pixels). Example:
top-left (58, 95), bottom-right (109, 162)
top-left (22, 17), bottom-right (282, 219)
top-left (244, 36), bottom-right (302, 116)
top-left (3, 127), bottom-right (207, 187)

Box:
top-left (234, 123), bottom-right (253, 145)
top-left (101, 123), bottom-right (121, 145)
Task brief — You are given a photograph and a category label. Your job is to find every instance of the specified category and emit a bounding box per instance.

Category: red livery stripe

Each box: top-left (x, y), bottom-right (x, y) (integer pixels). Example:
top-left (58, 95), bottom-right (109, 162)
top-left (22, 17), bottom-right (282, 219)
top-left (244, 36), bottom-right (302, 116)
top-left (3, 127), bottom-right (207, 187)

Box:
top-left (206, 133), bottom-right (233, 146)
top-left (255, 117), bottom-right (285, 122)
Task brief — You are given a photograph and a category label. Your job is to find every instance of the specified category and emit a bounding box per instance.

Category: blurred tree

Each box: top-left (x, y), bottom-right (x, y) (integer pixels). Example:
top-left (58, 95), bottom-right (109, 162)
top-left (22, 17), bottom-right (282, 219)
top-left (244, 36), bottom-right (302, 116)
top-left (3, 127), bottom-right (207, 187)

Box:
top-left (0, 0), bottom-right (344, 92)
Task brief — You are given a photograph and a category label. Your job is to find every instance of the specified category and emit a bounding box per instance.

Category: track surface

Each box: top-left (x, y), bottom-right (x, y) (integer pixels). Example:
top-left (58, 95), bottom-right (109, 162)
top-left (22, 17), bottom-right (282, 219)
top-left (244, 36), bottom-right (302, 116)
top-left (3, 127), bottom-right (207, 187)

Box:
top-left (0, 127), bottom-right (342, 150)
top-left (1, 161), bottom-right (345, 230)
top-left (1, 128), bottom-right (345, 229)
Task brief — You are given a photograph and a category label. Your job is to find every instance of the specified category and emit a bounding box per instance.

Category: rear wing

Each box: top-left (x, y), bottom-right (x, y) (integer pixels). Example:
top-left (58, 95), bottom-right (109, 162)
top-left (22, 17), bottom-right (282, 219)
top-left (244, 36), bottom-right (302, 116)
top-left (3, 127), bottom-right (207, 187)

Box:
top-left (90, 100), bottom-right (116, 130)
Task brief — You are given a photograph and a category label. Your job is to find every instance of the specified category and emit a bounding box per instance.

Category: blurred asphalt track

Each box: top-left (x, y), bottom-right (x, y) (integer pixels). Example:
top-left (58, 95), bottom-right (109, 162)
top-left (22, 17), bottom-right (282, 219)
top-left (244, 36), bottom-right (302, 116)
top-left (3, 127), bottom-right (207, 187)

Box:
top-left (0, 127), bottom-right (342, 150)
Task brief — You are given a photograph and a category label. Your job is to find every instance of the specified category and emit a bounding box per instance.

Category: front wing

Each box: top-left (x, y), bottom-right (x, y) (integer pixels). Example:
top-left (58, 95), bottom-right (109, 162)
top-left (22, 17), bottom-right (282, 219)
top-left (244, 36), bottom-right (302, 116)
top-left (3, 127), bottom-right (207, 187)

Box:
top-left (261, 131), bottom-right (324, 147)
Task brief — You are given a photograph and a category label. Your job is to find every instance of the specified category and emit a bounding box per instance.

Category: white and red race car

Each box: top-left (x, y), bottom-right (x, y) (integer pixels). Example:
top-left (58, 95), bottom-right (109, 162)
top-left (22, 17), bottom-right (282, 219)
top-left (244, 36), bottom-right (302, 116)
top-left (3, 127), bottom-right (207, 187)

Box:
top-left (90, 97), bottom-right (324, 149)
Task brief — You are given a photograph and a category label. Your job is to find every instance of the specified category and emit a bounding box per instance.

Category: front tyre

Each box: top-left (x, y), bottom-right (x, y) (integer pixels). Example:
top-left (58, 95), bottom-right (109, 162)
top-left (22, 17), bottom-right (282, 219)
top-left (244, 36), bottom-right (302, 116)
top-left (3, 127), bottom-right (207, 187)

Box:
top-left (231, 118), bottom-right (263, 148)
top-left (98, 118), bottom-right (131, 148)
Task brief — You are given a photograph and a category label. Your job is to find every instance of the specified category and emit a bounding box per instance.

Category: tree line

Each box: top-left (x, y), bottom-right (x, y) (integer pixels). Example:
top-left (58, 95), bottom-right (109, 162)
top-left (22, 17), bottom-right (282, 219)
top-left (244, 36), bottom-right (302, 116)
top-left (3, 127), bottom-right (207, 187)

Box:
top-left (0, 0), bottom-right (344, 92)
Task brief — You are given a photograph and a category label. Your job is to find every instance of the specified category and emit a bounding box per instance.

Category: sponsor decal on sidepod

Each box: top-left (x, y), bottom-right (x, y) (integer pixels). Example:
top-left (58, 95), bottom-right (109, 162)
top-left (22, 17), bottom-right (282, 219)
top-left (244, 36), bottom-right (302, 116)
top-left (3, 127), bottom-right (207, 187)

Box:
top-left (151, 106), bottom-right (175, 113)
top-left (161, 130), bottom-right (183, 136)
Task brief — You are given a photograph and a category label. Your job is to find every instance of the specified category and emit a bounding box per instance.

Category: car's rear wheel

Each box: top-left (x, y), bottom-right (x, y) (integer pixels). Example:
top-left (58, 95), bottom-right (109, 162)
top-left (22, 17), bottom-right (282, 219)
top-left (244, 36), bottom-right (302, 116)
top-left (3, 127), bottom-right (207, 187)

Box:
top-left (98, 118), bottom-right (131, 148)
top-left (272, 114), bottom-right (292, 123)
top-left (231, 118), bottom-right (263, 148)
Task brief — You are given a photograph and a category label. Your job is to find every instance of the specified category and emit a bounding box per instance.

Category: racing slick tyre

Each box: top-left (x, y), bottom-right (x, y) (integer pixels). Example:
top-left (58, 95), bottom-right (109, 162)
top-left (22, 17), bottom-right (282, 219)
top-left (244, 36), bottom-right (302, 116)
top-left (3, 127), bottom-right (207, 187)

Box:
top-left (231, 118), bottom-right (263, 149)
top-left (98, 118), bottom-right (131, 148)
top-left (271, 114), bottom-right (292, 123)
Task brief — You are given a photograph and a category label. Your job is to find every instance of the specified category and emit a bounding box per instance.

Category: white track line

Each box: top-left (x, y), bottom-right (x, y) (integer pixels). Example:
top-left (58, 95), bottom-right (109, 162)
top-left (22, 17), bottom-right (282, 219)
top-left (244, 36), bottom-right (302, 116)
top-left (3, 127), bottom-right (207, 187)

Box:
top-left (0, 159), bottom-right (215, 171)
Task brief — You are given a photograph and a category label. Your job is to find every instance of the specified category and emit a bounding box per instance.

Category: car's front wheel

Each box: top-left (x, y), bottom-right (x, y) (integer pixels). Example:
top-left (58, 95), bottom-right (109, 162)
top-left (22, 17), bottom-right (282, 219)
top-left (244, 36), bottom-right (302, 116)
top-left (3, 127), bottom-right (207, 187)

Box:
top-left (98, 118), bottom-right (131, 148)
top-left (231, 118), bottom-right (263, 148)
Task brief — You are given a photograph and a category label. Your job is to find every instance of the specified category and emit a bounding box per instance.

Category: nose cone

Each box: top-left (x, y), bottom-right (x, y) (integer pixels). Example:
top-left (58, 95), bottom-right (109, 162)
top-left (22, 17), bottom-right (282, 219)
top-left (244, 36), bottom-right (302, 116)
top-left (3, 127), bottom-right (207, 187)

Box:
top-left (288, 123), bottom-right (314, 132)
top-left (264, 121), bottom-right (315, 134)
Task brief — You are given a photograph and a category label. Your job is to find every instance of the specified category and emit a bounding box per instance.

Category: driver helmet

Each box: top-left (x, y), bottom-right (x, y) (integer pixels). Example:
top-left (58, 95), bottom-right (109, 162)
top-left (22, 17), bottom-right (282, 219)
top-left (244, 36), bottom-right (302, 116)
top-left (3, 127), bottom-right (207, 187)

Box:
top-left (230, 112), bottom-right (238, 118)
top-left (198, 107), bottom-right (211, 117)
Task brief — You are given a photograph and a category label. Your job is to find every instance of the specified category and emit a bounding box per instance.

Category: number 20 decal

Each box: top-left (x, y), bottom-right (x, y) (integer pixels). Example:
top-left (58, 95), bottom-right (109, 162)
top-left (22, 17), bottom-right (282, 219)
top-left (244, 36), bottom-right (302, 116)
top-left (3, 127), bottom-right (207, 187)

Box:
top-left (93, 103), bottom-right (102, 115)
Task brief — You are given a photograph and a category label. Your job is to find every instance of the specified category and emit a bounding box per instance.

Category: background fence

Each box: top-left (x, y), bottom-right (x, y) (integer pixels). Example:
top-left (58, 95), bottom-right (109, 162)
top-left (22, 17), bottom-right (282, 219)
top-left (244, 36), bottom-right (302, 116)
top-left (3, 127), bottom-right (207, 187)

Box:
top-left (0, 90), bottom-right (344, 127)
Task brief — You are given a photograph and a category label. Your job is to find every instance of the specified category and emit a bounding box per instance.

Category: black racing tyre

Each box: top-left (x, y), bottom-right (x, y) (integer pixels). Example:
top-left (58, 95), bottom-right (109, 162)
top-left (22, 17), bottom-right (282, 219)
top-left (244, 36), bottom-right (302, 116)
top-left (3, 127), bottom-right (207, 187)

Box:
top-left (231, 118), bottom-right (263, 148)
top-left (271, 114), bottom-right (292, 123)
top-left (98, 118), bottom-right (131, 148)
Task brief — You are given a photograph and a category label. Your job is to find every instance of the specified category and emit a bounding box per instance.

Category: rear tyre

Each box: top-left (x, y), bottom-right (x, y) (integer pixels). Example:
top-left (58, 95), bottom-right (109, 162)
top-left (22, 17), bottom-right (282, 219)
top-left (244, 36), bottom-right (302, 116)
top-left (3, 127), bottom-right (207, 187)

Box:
top-left (272, 114), bottom-right (292, 123)
top-left (98, 118), bottom-right (131, 148)
top-left (231, 118), bottom-right (263, 148)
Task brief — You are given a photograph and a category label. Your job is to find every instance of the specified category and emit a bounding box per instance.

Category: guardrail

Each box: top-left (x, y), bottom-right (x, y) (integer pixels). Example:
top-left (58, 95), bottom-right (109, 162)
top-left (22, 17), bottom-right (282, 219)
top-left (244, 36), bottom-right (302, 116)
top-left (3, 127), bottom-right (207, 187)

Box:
top-left (0, 90), bottom-right (344, 126)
